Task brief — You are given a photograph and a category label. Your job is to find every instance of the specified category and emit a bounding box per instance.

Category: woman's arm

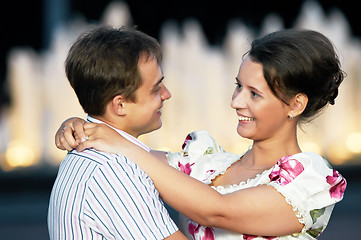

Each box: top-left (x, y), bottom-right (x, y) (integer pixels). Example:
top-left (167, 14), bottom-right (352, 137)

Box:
top-left (55, 119), bottom-right (169, 164)
top-left (78, 123), bottom-right (303, 236)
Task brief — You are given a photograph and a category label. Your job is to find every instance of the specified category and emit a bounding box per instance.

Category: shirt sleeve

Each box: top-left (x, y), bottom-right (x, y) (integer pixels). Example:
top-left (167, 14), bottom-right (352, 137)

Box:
top-left (267, 152), bottom-right (347, 238)
top-left (167, 130), bottom-right (240, 184)
top-left (167, 130), bottom-right (224, 168)
top-left (82, 156), bottom-right (178, 239)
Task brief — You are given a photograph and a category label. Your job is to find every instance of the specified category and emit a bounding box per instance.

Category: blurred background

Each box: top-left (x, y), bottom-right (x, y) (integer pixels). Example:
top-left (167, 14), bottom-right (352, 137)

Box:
top-left (0, 0), bottom-right (360, 239)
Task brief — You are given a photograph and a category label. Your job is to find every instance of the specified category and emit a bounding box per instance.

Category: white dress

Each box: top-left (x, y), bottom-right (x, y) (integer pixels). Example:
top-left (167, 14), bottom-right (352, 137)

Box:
top-left (167, 130), bottom-right (346, 240)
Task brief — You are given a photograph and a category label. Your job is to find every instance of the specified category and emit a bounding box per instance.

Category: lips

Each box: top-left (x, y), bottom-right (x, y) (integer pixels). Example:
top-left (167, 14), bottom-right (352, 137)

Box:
top-left (157, 106), bottom-right (163, 115)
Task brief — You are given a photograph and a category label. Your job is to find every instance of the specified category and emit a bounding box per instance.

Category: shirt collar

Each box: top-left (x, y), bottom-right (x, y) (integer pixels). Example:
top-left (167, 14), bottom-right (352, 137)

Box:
top-left (86, 115), bottom-right (150, 152)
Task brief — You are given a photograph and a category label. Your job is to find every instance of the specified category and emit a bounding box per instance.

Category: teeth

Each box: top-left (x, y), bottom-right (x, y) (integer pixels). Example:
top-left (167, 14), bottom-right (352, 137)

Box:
top-left (239, 116), bottom-right (254, 121)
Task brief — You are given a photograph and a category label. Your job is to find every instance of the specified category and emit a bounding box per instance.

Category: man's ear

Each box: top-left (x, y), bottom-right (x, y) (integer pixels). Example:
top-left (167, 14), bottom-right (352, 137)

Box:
top-left (288, 93), bottom-right (308, 119)
top-left (111, 95), bottom-right (126, 116)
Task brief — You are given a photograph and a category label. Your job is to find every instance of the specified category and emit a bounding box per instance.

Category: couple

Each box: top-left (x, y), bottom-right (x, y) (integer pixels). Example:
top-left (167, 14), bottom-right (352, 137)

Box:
top-left (48, 25), bottom-right (346, 239)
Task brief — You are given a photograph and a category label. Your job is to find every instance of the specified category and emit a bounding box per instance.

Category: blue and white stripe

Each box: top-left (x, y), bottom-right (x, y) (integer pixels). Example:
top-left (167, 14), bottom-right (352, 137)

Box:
top-left (48, 117), bottom-right (178, 239)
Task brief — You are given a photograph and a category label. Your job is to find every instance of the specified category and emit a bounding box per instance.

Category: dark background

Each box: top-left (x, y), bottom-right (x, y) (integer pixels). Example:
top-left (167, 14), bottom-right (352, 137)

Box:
top-left (1, 165), bottom-right (360, 239)
top-left (0, 0), bottom-right (360, 109)
top-left (0, 0), bottom-right (360, 239)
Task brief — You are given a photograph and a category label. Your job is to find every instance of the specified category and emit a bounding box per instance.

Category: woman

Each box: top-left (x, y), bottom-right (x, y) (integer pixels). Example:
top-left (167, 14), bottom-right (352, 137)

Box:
top-left (56, 29), bottom-right (346, 239)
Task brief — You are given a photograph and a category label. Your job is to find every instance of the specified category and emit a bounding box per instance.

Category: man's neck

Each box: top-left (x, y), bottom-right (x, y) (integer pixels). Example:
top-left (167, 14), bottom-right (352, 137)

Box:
top-left (87, 115), bottom-right (150, 152)
top-left (89, 115), bottom-right (139, 138)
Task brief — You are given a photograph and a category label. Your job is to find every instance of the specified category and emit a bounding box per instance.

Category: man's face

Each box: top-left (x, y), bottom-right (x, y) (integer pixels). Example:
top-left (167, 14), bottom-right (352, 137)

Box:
top-left (122, 55), bottom-right (171, 137)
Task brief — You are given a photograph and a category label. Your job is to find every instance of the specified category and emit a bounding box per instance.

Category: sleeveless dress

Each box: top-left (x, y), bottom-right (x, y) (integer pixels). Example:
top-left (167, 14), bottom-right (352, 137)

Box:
top-left (166, 130), bottom-right (346, 240)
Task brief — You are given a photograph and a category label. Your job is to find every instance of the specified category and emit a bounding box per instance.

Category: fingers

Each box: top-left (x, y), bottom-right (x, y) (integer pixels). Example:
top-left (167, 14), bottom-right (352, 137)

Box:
top-left (74, 124), bottom-right (99, 152)
top-left (73, 120), bottom-right (87, 143)
top-left (75, 123), bottom-right (119, 152)
top-left (75, 132), bottom-right (100, 152)
top-left (83, 123), bottom-right (107, 141)
top-left (83, 122), bottom-right (100, 129)
top-left (55, 126), bottom-right (67, 150)
top-left (55, 124), bottom-right (82, 151)
top-left (55, 126), bottom-right (72, 151)
top-left (64, 126), bottom-right (80, 149)
top-left (55, 117), bottom-right (86, 151)
top-left (59, 126), bottom-right (78, 151)
top-left (76, 124), bottom-right (113, 152)
top-left (76, 140), bottom-right (92, 152)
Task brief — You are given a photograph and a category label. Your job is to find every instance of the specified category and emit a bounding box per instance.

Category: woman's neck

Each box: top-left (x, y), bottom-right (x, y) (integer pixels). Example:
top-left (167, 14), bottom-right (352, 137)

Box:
top-left (248, 135), bottom-right (301, 168)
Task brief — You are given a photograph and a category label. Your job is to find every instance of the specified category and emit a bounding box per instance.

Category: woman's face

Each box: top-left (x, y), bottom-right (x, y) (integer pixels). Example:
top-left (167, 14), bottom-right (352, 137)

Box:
top-left (231, 56), bottom-right (290, 141)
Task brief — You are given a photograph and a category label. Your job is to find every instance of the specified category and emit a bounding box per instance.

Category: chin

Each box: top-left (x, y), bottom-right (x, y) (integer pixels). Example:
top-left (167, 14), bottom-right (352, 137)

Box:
top-left (147, 121), bottom-right (162, 134)
top-left (154, 123), bottom-right (162, 131)
top-left (237, 128), bottom-right (254, 140)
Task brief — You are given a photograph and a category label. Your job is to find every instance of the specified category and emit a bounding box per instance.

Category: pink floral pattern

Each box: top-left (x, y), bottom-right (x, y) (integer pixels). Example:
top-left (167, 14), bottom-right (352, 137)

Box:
top-left (182, 134), bottom-right (193, 149)
top-left (269, 155), bottom-right (304, 186)
top-left (326, 169), bottom-right (346, 200)
top-left (243, 235), bottom-right (257, 240)
top-left (178, 162), bottom-right (194, 175)
top-left (168, 131), bottom-right (347, 239)
top-left (203, 169), bottom-right (216, 182)
top-left (188, 220), bottom-right (215, 240)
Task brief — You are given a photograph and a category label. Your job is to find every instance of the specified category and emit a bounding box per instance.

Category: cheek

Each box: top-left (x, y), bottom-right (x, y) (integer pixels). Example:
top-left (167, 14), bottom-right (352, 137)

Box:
top-left (254, 101), bottom-right (286, 124)
top-left (142, 98), bottom-right (161, 118)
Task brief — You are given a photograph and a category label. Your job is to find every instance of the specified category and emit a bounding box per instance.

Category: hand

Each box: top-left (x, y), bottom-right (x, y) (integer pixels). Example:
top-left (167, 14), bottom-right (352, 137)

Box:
top-left (55, 117), bottom-right (86, 151)
top-left (76, 123), bottom-right (133, 154)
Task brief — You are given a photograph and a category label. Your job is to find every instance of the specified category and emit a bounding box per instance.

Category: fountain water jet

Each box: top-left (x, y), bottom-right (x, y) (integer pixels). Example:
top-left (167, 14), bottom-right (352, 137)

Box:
top-left (1, 0), bottom-right (360, 170)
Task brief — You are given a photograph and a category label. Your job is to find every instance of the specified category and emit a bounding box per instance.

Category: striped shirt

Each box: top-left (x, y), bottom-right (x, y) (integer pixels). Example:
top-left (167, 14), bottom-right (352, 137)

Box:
top-left (48, 116), bottom-right (178, 239)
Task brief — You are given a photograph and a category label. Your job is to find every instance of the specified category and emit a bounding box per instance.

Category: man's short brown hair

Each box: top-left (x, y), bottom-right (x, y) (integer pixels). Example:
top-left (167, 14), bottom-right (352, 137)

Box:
top-left (65, 25), bottom-right (162, 115)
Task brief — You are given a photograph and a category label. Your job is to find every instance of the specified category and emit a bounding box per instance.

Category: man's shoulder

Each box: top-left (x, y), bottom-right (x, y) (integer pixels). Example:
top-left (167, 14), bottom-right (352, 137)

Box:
top-left (67, 148), bottom-right (119, 164)
top-left (67, 148), bottom-right (144, 175)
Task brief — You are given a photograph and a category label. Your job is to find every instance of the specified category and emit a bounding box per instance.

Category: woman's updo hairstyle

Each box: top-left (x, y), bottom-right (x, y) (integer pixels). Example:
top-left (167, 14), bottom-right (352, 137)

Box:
top-left (248, 29), bottom-right (345, 122)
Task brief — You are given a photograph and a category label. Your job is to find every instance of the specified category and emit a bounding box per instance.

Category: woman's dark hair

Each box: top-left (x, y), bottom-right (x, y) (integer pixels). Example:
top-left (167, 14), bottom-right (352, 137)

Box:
top-left (248, 29), bottom-right (345, 122)
top-left (65, 25), bottom-right (162, 116)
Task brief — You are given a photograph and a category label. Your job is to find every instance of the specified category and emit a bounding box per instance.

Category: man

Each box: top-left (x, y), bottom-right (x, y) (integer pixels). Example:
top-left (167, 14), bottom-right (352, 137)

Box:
top-left (48, 25), bottom-right (186, 239)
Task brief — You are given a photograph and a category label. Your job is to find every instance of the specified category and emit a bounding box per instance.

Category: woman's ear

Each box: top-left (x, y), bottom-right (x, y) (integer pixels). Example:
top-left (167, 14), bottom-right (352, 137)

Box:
top-left (112, 95), bottom-right (126, 116)
top-left (288, 93), bottom-right (308, 119)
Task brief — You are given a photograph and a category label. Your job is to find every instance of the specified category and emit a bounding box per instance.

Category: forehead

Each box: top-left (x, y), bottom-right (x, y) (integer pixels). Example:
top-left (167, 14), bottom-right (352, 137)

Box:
top-left (238, 57), bottom-right (267, 87)
top-left (138, 55), bottom-right (162, 86)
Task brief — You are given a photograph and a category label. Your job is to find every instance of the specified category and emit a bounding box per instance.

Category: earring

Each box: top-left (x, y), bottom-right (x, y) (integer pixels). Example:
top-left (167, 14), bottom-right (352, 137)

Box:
top-left (288, 114), bottom-right (294, 120)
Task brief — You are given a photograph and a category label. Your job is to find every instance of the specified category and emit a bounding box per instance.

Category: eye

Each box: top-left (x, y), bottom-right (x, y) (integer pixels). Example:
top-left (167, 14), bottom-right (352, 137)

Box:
top-left (152, 85), bottom-right (162, 94)
top-left (235, 80), bottom-right (242, 90)
top-left (251, 91), bottom-right (260, 98)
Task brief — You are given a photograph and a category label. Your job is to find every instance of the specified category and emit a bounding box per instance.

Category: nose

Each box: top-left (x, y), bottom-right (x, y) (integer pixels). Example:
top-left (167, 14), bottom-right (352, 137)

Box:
top-left (231, 89), bottom-right (246, 109)
top-left (160, 84), bottom-right (172, 100)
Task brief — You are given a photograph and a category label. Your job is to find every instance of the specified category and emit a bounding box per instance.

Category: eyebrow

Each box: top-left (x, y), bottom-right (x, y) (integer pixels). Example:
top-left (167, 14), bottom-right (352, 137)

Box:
top-left (235, 77), bottom-right (264, 94)
top-left (250, 86), bottom-right (264, 95)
